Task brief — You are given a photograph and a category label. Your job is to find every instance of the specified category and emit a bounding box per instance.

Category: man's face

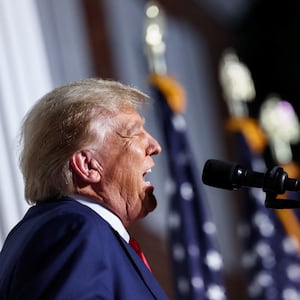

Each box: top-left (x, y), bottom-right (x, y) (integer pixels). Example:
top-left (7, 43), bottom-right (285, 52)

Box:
top-left (91, 107), bottom-right (162, 226)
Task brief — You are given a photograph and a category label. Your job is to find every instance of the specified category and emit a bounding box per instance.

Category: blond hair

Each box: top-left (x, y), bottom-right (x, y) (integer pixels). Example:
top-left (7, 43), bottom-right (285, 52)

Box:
top-left (19, 78), bottom-right (148, 203)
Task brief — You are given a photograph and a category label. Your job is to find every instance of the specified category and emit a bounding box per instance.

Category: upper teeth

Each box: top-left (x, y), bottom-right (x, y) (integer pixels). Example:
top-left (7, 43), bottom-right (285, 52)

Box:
top-left (144, 169), bottom-right (152, 183)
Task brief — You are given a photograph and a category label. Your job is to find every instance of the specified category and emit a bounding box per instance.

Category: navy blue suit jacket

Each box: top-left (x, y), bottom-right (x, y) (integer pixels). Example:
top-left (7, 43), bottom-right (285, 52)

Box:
top-left (0, 197), bottom-right (169, 300)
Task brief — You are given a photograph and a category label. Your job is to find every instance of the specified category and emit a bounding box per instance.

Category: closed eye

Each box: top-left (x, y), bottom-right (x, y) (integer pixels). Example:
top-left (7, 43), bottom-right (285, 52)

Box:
top-left (116, 118), bottom-right (145, 138)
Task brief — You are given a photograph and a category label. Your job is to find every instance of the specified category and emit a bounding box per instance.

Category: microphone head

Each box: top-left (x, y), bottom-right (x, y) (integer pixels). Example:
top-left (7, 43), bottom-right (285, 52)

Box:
top-left (202, 159), bottom-right (240, 190)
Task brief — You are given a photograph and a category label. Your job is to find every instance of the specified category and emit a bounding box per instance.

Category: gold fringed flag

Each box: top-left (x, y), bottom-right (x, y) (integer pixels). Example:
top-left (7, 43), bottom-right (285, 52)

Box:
top-left (228, 117), bottom-right (300, 300)
top-left (149, 73), bottom-right (226, 300)
top-left (144, 3), bottom-right (226, 298)
top-left (220, 48), bottom-right (300, 299)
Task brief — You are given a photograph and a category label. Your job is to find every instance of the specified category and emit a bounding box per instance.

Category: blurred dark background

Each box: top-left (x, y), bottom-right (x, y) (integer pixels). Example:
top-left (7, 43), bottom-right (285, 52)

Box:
top-left (2, 0), bottom-right (300, 299)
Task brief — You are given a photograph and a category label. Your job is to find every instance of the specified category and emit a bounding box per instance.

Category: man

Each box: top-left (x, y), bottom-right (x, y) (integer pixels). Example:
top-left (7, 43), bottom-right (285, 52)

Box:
top-left (0, 78), bottom-right (169, 299)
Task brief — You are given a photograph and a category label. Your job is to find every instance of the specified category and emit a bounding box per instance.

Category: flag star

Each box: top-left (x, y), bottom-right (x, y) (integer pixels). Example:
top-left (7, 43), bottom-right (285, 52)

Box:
top-left (205, 250), bottom-right (223, 271)
top-left (206, 284), bottom-right (226, 300)
top-left (172, 114), bottom-right (186, 131)
top-left (253, 212), bottom-right (274, 237)
top-left (256, 271), bottom-right (273, 287)
top-left (168, 212), bottom-right (181, 229)
top-left (203, 221), bottom-right (217, 235)
top-left (255, 241), bottom-right (273, 258)
top-left (282, 236), bottom-right (299, 254)
top-left (282, 287), bottom-right (300, 300)
top-left (191, 276), bottom-right (204, 290)
top-left (180, 182), bottom-right (194, 200)
top-left (286, 264), bottom-right (300, 282)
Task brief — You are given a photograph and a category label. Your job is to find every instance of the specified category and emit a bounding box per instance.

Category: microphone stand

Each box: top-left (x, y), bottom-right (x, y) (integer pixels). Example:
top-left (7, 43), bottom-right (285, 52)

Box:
top-left (262, 166), bottom-right (300, 209)
top-left (265, 196), bottom-right (300, 209)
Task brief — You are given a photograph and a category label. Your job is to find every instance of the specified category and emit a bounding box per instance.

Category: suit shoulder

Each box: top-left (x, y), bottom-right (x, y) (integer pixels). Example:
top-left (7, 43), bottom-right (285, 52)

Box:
top-left (5, 198), bottom-right (112, 251)
top-left (35, 198), bottom-right (110, 234)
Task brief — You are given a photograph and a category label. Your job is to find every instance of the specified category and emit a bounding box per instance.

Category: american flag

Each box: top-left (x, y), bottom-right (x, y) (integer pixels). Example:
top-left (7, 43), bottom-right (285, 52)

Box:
top-left (231, 126), bottom-right (300, 300)
top-left (149, 74), bottom-right (226, 300)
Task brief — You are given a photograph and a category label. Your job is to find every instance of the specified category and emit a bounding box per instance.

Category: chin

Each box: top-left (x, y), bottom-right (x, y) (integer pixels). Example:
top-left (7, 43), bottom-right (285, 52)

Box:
top-left (144, 192), bottom-right (157, 213)
top-left (137, 188), bottom-right (157, 219)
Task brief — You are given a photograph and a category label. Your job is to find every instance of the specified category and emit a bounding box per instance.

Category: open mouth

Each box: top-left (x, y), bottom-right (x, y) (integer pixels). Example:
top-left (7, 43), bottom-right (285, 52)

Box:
top-left (143, 168), bottom-right (152, 185)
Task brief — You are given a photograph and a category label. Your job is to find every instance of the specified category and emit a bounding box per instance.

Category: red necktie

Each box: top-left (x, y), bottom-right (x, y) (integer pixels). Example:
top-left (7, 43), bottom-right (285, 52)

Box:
top-left (129, 237), bottom-right (152, 272)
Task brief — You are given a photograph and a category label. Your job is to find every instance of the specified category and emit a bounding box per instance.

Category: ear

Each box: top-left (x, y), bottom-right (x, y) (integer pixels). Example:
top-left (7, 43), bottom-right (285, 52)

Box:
top-left (70, 150), bottom-right (102, 183)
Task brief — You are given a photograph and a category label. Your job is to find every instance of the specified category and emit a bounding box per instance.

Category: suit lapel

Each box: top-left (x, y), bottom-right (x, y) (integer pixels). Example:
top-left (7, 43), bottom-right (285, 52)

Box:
top-left (115, 231), bottom-right (169, 300)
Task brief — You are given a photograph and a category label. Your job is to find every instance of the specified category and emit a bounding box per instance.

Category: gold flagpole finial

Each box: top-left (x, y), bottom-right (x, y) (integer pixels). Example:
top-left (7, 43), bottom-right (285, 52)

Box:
top-left (259, 95), bottom-right (300, 164)
top-left (144, 1), bottom-right (186, 113)
top-left (144, 1), bottom-right (167, 75)
top-left (219, 48), bottom-right (256, 118)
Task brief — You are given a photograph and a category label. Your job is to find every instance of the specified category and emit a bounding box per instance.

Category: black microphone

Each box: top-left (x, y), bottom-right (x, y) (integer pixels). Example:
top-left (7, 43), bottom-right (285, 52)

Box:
top-left (202, 159), bottom-right (300, 194)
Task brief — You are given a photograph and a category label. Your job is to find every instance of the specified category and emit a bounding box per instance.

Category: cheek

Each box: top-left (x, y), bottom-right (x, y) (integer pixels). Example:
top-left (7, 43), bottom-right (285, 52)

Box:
top-left (108, 144), bottom-right (145, 188)
top-left (122, 146), bottom-right (145, 168)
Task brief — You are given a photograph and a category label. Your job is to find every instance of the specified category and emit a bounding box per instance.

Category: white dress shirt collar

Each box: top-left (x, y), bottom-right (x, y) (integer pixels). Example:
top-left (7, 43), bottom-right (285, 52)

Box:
top-left (69, 194), bottom-right (130, 243)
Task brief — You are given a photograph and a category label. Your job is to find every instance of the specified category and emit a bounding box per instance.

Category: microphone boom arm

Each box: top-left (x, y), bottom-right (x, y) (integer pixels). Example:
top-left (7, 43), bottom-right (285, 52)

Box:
top-left (202, 159), bottom-right (300, 209)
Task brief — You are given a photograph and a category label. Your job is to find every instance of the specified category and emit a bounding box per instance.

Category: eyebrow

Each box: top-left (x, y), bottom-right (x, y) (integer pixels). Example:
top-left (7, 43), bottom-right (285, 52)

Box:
top-left (117, 117), bottom-right (145, 137)
top-left (128, 117), bottom-right (145, 133)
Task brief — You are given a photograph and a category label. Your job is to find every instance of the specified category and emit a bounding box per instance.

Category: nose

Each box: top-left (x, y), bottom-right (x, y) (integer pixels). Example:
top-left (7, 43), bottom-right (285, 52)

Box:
top-left (147, 133), bottom-right (162, 156)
